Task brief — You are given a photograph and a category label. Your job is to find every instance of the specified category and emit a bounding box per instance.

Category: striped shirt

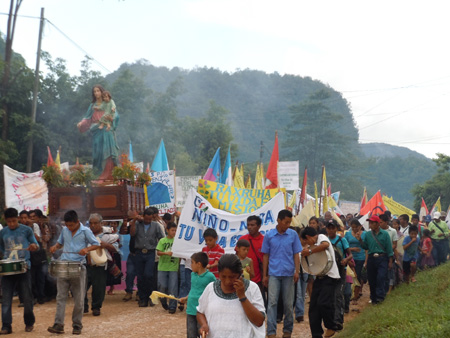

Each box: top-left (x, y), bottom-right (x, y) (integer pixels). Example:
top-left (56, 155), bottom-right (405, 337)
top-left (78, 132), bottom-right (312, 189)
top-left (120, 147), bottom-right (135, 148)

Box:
top-left (202, 244), bottom-right (224, 278)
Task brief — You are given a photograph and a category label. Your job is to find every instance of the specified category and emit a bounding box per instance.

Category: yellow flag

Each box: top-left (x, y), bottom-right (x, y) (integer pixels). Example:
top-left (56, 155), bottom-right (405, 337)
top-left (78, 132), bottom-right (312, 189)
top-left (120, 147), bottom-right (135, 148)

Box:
top-left (233, 164), bottom-right (245, 188)
top-left (321, 166), bottom-right (328, 214)
top-left (314, 181), bottom-right (319, 217)
top-left (254, 163), bottom-right (264, 189)
top-left (245, 174), bottom-right (252, 189)
top-left (55, 150), bottom-right (61, 169)
top-left (288, 192), bottom-right (296, 210)
top-left (435, 197), bottom-right (442, 212)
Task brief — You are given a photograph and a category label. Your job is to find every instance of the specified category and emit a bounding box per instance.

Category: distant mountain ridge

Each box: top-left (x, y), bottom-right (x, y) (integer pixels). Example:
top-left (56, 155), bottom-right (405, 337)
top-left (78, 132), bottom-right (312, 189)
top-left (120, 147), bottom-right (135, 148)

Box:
top-left (360, 142), bottom-right (431, 161)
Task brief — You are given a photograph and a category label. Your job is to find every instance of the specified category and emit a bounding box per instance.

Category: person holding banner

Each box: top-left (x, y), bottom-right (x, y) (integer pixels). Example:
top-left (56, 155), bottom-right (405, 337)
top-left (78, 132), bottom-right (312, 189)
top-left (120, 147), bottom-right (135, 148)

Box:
top-left (262, 210), bottom-right (301, 338)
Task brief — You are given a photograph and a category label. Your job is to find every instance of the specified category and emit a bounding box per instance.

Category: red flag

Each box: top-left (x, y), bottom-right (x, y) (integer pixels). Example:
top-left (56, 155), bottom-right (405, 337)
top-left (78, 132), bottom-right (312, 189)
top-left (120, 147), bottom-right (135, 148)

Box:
top-left (327, 183), bottom-right (331, 197)
top-left (265, 132), bottom-right (279, 189)
top-left (299, 166), bottom-right (307, 210)
top-left (360, 187), bottom-right (368, 211)
top-left (47, 146), bottom-right (54, 166)
top-left (419, 197), bottom-right (429, 220)
top-left (146, 162), bottom-right (150, 174)
top-left (359, 191), bottom-right (386, 216)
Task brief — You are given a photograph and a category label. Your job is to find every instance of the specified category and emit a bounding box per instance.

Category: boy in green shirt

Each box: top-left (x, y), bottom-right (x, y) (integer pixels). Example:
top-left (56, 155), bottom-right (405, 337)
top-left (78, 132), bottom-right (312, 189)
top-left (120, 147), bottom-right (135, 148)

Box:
top-left (156, 222), bottom-right (180, 314)
top-left (179, 252), bottom-right (216, 338)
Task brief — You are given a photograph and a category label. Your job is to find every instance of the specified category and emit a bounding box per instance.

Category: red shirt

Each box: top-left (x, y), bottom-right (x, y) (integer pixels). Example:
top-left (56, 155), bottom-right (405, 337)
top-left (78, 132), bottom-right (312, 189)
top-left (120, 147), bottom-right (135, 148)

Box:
top-left (202, 244), bottom-right (224, 278)
top-left (240, 233), bottom-right (264, 283)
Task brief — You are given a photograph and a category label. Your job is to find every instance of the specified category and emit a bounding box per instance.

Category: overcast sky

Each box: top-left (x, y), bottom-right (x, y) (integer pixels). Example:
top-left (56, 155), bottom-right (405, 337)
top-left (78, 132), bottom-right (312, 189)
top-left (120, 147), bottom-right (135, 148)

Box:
top-left (2, 0), bottom-right (450, 159)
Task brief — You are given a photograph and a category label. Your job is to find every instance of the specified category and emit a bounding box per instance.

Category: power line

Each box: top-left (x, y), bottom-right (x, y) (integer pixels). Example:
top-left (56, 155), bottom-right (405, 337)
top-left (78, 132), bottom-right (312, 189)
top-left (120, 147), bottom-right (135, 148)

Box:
top-left (0, 12), bottom-right (111, 74)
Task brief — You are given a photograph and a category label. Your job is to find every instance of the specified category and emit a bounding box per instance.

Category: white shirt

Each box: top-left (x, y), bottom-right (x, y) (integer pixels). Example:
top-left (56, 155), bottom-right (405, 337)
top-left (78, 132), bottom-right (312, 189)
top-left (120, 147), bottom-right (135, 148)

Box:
top-left (384, 227), bottom-right (398, 245)
top-left (316, 234), bottom-right (340, 279)
top-left (197, 280), bottom-right (265, 338)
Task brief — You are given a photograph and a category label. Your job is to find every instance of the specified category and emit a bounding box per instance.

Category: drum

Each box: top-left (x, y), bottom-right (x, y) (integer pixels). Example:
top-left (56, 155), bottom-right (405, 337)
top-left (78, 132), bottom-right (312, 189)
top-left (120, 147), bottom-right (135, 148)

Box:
top-left (0, 260), bottom-right (26, 276)
top-left (49, 261), bottom-right (81, 278)
top-left (301, 250), bottom-right (333, 276)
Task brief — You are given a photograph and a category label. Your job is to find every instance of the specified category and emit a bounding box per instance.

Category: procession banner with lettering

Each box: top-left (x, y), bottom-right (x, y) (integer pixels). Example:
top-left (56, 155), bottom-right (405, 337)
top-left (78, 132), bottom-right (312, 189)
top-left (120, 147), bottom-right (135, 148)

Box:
top-left (147, 170), bottom-right (176, 215)
top-left (278, 161), bottom-right (299, 190)
top-left (172, 189), bottom-right (285, 258)
top-left (197, 179), bottom-right (285, 215)
top-left (176, 176), bottom-right (201, 208)
top-left (3, 165), bottom-right (48, 213)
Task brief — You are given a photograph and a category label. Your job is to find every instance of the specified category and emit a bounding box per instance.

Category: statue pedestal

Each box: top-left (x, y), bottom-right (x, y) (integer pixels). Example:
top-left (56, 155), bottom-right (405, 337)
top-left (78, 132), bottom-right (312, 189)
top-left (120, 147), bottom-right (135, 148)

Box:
top-left (48, 183), bottom-right (146, 223)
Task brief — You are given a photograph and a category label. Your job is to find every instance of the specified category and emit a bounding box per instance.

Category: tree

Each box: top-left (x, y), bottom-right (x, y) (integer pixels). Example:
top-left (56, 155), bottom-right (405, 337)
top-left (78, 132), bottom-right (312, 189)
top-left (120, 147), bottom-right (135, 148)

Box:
top-left (284, 89), bottom-right (363, 199)
top-left (412, 153), bottom-right (450, 211)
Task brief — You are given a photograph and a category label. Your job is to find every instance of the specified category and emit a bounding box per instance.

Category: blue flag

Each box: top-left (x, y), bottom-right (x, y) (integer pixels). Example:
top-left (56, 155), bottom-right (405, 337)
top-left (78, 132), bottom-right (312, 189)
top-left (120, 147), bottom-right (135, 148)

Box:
top-left (203, 148), bottom-right (221, 182)
top-left (129, 141), bottom-right (134, 162)
top-left (151, 139), bottom-right (169, 171)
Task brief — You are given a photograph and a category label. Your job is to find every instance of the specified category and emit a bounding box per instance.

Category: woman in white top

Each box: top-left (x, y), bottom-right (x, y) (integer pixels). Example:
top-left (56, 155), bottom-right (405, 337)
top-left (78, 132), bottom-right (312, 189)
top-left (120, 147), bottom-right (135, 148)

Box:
top-left (197, 254), bottom-right (265, 338)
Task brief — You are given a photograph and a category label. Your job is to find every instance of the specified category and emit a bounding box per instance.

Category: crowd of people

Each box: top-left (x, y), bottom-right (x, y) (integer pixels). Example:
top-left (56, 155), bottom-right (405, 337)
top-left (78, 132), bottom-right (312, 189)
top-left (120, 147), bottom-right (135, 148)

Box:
top-left (0, 205), bottom-right (448, 337)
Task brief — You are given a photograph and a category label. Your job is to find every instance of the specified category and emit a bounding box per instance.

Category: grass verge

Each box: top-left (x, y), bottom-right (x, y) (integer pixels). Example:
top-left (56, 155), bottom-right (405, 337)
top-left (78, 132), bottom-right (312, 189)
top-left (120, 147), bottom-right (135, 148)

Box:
top-left (338, 262), bottom-right (450, 338)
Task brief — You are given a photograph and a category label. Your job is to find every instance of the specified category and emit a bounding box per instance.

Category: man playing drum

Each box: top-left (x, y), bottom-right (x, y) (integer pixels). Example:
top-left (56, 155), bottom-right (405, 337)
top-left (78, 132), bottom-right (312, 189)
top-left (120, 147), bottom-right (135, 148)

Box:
top-left (47, 210), bottom-right (100, 335)
top-left (0, 208), bottom-right (39, 334)
top-left (300, 227), bottom-right (341, 338)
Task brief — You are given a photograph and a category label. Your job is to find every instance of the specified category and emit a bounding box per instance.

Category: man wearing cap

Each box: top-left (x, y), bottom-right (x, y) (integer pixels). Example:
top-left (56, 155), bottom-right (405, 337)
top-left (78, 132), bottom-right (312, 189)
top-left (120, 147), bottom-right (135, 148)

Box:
top-left (355, 215), bottom-right (393, 304)
top-left (428, 212), bottom-right (449, 265)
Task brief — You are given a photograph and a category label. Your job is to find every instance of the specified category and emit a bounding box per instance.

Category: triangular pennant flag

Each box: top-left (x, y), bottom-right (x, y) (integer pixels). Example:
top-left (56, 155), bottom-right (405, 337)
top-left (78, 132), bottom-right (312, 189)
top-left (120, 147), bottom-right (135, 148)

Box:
top-left (129, 141), bottom-right (134, 163)
top-left (359, 191), bottom-right (386, 216)
top-left (265, 132), bottom-right (279, 189)
top-left (419, 197), bottom-right (429, 220)
top-left (221, 145), bottom-right (233, 186)
top-left (203, 148), bottom-right (221, 182)
top-left (360, 187), bottom-right (368, 212)
top-left (47, 146), bottom-right (54, 166)
top-left (151, 139), bottom-right (169, 171)
top-left (314, 181), bottom-right (319, 218)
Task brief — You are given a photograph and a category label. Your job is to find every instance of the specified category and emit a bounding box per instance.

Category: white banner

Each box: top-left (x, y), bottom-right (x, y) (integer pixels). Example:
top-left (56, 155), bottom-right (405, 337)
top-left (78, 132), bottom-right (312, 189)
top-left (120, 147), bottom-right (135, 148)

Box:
top-left (175, 176), bottom-right (201, 208)
top-left (172, 189), bottom-right (285, 259)
top-left (3, 165), bottom-right (48, 213)
top-left (148, 170), bottom-right (176, 215)
top-left (278, 161), bottom-right (299, 190)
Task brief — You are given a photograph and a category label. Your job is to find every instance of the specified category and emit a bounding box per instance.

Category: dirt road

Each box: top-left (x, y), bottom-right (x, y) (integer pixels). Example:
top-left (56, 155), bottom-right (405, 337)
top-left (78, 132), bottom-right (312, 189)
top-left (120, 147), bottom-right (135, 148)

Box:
top-left (6, 288), bottom-right (369, 337)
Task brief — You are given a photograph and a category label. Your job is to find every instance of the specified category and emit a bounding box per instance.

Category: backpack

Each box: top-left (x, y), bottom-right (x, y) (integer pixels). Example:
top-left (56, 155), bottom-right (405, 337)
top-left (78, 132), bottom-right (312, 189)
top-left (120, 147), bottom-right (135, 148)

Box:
top-left (332, 237), bottom-right (346, 278)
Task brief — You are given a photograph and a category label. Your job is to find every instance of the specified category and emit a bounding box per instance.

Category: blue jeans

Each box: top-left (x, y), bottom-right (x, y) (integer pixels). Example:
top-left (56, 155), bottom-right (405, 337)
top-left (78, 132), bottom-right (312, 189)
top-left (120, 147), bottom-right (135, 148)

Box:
top-left (267, 275), bottom-right (294, 335)
top-left (125, 253), bottom-right (137, 294)
top-left (294, 273), bottom-right (308, 317)
top-left (432, 239), bottom-right (448, 265)
top-left (157, 271), bottom-right (178, 310)
top-left (179, 265), bottom-right (192, 298)
top-left (2, 271), bottom-right (35, 328)
top-left (135, 250), bottom-right (156, 302)
top-left (367, 255), bottom-right (388, 303)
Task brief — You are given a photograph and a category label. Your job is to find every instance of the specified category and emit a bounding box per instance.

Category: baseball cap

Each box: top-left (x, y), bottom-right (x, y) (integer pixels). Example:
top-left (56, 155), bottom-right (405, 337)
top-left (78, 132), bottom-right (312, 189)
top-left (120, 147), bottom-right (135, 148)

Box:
top-left (368, 215), bottom-right (381, 223)
top-left (433, 211), bottom-right (441, 219)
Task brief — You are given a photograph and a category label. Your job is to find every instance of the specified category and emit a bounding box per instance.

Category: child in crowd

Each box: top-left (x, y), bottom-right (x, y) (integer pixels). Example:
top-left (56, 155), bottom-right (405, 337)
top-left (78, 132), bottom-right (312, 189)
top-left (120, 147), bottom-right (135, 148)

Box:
top-left (48, 210), bottom-right (100, 335)
top-left (156, 222), bottom-right (180, 314)
top-left (235, 239), bottom-right (255, 280)
top-left (179, 252), bottom-right (216, 338)
top-left (402, 225), bottom-right (420, 283)
top-left (98, 90), bottom-right (116, 131)
top-left (202, 228), bottom-right (224, 278)
top-left (420, 229), bottom-right (435, 269)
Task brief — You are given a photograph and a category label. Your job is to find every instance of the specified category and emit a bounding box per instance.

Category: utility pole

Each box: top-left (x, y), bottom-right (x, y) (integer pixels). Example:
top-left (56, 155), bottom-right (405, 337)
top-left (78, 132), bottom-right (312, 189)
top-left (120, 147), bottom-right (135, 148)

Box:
top-left (26, 7), bottom-right (44, 172)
